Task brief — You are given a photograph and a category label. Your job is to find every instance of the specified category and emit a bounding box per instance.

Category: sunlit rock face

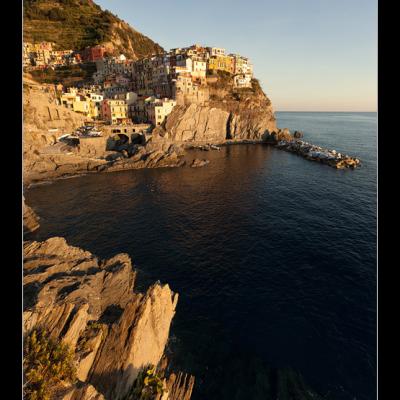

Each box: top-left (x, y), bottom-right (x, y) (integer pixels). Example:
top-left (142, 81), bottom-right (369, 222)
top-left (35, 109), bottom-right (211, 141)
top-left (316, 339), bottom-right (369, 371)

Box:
top-left (23, 237), bottom-right (179, 400)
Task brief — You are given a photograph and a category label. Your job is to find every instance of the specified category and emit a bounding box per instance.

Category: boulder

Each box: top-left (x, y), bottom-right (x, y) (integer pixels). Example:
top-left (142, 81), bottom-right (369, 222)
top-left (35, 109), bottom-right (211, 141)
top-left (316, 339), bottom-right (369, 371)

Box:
top-left (56, 382), bottom-right (105, 400)
top-left (263, 128), bottom-right (293, 144)
top-left (293, 130), bottom-right (303, 138)
top-left (191, 159), bottom-right (210, 168)
top-left (23, 199), bottom-right (40, 233)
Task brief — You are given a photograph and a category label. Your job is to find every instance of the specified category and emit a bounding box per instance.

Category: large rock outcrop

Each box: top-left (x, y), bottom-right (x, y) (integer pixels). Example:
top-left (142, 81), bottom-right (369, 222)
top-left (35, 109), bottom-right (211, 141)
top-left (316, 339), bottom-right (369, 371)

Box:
top-left (152, 77), bottom-right (277, 144)
top-left (23, 237), bottom-right (193, 399)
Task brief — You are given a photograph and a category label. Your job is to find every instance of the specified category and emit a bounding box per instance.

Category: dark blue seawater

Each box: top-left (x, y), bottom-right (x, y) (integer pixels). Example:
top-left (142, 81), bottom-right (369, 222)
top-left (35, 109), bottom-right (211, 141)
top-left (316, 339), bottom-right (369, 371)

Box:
top-left (26, 112), bottom-right (377, 400)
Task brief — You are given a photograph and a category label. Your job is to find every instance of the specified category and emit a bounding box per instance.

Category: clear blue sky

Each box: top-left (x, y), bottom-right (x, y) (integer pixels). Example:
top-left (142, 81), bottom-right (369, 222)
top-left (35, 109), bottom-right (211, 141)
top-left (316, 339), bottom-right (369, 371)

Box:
top-left (96, 0), bottom-right (377, 111)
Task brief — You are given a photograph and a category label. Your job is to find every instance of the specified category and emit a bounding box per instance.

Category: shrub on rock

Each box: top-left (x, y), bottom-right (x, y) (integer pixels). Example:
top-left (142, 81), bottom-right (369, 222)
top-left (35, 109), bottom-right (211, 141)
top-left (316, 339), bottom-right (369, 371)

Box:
top-left (24, 328), bottom-right (76, 400)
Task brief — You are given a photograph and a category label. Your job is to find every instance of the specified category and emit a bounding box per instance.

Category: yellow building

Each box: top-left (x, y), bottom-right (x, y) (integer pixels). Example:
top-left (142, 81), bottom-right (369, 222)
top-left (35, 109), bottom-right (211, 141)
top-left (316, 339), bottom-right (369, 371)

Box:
top-left (207, 55), bottom-right (234, 74)
top-left (101, 99), bottom-right (129, 124)
top-left (87, 93), bottom-right (103, 119)
top-left (59, 88), bottom-right (102, 119)
top-left (73, 96), bottom-right (90, 116)
top-left (60, 91), bottom-right (78, 109)
top-left (229, 54), bottom-right (253, 75)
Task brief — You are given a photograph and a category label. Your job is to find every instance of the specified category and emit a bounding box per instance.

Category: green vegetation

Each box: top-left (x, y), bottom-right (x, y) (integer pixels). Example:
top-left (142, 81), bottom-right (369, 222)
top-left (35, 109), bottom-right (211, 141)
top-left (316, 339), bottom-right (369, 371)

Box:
top-left (87, 321), bottom-right (103, 330)
top-left (249, 78), bottom-right (264, 95)
top-left (29, 63), bottom-right (97, 85)
top-left (23, 0), bottom-right (163, 58)
top-left (124, 366), bottom-right (165, 400)
top-left (23, 328), bottom-right (77, 400)
top-left (230, 78), bottom-right (271, 104)
top-left (206, 70), bottom-right (234, 91)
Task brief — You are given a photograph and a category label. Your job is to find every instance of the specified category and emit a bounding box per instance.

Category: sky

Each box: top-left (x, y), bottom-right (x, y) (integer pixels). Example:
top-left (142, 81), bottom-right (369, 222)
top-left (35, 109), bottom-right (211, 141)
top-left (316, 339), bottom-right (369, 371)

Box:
top-left (96, 0), bottom-right (377, 111)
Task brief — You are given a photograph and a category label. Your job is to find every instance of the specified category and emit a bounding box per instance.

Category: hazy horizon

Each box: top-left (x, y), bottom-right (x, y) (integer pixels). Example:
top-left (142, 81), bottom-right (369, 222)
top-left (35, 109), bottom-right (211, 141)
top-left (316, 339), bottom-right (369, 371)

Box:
top-left (96, 0), bottom-right (377, 112)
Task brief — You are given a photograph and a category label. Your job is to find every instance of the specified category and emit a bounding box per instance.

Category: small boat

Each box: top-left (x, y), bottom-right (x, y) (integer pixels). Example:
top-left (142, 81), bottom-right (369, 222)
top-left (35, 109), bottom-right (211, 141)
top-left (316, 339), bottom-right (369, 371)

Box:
top-left (87, 130), bottom-right (102, 137)
top-left (57, 134), bottom-right (70, 141)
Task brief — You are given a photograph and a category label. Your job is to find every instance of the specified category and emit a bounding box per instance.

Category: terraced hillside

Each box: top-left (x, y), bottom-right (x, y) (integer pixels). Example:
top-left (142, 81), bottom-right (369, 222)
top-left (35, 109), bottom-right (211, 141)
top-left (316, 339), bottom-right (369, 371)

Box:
top-left (23, 0), bottom-right (164, 59)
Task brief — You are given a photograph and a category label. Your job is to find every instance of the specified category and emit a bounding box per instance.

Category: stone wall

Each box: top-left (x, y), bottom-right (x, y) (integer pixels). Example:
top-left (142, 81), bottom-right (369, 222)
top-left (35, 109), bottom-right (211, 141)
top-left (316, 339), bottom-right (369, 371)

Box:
top-left (78, 137), bottom-right (108, 157)
top-left (175, 86), bottom-right (210, 106)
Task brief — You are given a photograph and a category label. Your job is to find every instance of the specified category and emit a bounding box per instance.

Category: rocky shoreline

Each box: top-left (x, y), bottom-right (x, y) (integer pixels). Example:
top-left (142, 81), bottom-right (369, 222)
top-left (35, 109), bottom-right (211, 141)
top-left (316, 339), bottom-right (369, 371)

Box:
top-left (25, 134), bottom-right (361, 188)
top-left (23, 235), bottom-right (194, 400)
top-left (24, 143), bottom-right (186, 187)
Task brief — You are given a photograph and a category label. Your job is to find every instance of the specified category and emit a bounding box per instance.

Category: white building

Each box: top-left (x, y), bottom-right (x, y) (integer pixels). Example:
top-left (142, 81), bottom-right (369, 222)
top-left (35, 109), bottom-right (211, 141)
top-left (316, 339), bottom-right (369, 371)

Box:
top-left (146, 98), bottom-right (177, 126)
top-left (207, 47), bottom-right (226, 57)
top-left (191, 59), bottom-right (207, 78)
top-left (233, 74), bottom-right (252, 88)
top-left (88, 92), bottom-right (103, 103)
top-left (175, 56), bottom-right (193, 73)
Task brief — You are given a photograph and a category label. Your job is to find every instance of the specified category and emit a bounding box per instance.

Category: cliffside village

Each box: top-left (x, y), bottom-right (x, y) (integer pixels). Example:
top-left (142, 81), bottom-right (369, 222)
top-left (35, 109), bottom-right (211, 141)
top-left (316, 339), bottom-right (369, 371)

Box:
top-left (23, 42), bottom-right (254, 128)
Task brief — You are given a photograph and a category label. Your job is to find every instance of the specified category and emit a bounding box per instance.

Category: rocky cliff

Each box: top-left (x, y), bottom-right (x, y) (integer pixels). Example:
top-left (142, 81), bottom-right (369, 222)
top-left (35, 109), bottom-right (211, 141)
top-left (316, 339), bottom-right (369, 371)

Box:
top-left (23, 237), bottom-right (194, 400)
top-left (152, 77), bottom-right (277, 144)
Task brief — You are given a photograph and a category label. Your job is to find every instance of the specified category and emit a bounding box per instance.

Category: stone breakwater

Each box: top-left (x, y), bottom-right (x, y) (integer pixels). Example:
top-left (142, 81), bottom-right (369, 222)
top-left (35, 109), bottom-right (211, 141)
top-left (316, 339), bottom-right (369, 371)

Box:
top-left (275, 139), bottom-right (361, 169)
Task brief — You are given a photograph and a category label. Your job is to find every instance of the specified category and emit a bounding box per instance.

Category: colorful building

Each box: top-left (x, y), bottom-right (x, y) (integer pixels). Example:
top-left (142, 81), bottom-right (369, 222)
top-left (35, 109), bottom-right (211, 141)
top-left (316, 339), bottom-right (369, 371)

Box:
top-left (145, 98), bottom-right (176, 126)
top-left (73, 96), bottom-right (90, 115)
top-left (101, 99), bottom-right (129, 124)
top-left (80, 46), bottom-right (106, 63)
top-left (230, 54), bottom-right (253, 75)
top-left (87, 93), bottom-right (104, 119)
top-left (207, 55), bottom-right (234, 74)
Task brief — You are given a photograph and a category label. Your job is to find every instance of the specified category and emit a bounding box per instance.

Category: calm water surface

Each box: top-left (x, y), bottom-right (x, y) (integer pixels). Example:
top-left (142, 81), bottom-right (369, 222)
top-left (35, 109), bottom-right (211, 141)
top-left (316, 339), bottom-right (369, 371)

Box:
top-left (26, 112), bottom-right (377, 400)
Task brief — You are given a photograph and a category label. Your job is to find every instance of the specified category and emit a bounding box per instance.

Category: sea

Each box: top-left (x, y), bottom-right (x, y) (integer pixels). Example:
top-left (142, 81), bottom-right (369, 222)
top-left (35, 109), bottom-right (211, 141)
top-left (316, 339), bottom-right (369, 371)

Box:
top-left (25, 112), bottom-right (377, 400)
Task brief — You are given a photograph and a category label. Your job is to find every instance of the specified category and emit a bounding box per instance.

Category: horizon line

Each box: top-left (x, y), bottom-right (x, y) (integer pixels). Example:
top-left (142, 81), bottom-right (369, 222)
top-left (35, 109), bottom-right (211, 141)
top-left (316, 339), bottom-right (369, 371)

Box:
top-left (275, 110), bottom-right (377, 113)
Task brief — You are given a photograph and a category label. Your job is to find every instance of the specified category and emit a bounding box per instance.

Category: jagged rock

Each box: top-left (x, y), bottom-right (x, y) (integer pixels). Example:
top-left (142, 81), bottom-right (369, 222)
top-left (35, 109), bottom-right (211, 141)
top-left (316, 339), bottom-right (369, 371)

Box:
top-left (293, 130), bottom-right (303, 138)
top-left (191, 159), bottom-right (210, 168)
top-left (62, 303), bottom-right (90, 351)
top-left (87, 159), bottom-right (108, 171)
top-left (165, 372), bottom-right (195, 400)
top-left (23, 237), bottom-right (182, 400)
top-left (23, 237), bottom-right (135, 317)
top-left (263, 128), bottom-right (293, 144)
top-left (76, 328), bottom-right (104, 382)
top-left (23, 199), bottom-right (40, 233)
top-left (56, 382), bottom-right (105, 400)
top-left (89, 284), bottom-right (178, 399)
